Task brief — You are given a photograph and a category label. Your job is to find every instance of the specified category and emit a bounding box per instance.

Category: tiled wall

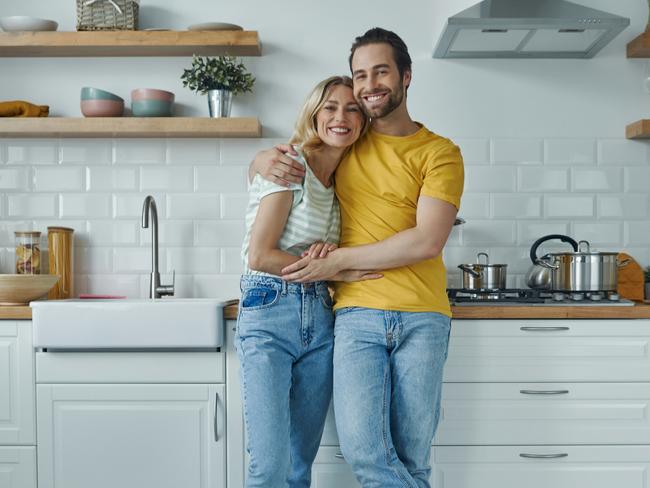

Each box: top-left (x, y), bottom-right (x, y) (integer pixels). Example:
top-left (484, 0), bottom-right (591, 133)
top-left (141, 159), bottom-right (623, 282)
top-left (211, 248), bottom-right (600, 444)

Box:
top-left (1, 136), bottom-right (648, 297)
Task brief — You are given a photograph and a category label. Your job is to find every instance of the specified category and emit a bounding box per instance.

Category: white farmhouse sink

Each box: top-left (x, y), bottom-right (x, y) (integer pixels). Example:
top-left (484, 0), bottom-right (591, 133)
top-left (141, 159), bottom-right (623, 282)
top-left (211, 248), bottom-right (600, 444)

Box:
top-left (31, 298), bottom-right (233, 350)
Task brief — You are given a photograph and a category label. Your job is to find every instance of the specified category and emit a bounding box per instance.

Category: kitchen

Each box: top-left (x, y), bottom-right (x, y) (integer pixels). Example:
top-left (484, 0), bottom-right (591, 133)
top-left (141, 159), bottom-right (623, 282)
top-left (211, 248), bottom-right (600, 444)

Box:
top-left (1, 0), bottom-right (650, 487)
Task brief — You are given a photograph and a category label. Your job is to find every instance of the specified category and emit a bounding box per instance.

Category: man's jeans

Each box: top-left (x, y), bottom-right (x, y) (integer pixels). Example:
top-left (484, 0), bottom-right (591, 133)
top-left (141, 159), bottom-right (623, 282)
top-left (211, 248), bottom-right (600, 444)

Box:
top-left (236, 275), bottom-right (334, 488)
top-left (333, 307), bottom-right (451, 488)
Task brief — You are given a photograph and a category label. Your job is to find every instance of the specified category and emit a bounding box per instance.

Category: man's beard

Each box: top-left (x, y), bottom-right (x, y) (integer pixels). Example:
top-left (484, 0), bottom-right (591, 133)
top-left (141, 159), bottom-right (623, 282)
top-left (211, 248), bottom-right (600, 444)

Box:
top-left (360, 82), bottom-right (404, 119)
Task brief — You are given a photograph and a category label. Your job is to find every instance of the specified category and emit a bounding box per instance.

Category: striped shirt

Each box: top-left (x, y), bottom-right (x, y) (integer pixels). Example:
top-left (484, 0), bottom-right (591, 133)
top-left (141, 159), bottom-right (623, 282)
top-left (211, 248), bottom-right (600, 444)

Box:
top-left (241, 147), bottom-right (340, 277)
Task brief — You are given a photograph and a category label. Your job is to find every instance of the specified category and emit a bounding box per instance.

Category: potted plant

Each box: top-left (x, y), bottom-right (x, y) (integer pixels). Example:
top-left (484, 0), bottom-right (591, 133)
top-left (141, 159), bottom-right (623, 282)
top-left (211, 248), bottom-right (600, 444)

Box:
top-left (181, 55), bottom-right (255, 118)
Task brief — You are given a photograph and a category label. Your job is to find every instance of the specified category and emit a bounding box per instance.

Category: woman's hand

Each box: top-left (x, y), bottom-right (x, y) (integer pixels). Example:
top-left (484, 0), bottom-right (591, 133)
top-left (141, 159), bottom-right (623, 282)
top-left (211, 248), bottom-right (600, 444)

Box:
top-left (302, 242), bottom-right (338, 259)
top-left (250, 144), bottom-right (305, 187)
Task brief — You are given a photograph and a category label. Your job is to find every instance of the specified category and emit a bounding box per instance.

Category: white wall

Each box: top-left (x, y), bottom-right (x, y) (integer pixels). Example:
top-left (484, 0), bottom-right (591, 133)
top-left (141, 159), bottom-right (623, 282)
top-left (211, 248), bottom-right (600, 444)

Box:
top-left (0, 0), bottom-right (649, 297)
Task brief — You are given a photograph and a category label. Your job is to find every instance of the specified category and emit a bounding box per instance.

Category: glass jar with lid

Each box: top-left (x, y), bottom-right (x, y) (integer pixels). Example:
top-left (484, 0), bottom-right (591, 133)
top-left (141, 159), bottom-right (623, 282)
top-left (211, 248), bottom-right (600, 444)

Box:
top-left (15, 231), bottom-right (41, 275)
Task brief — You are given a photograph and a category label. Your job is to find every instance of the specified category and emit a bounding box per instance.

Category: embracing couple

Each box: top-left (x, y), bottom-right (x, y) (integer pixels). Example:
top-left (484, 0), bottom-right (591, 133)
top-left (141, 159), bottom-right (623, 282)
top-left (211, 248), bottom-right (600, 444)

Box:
top-left (236, 27), bottom-right (465, 488)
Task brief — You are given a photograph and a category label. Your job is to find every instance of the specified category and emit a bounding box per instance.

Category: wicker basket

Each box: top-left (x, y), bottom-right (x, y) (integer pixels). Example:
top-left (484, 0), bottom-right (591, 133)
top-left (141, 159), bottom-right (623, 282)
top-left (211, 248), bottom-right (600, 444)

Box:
top-left (76, 0), bottom-right (139, 31)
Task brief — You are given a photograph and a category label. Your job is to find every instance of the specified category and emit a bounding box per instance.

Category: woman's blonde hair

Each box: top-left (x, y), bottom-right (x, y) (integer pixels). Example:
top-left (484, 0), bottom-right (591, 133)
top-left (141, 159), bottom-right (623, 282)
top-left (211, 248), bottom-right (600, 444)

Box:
top-left (289, 75), bottom-right (368, 156)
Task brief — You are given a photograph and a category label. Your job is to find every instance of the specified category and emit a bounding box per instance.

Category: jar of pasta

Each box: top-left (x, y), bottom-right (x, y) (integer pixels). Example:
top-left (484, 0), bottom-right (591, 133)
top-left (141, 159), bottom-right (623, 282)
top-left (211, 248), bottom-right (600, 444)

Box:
top-left (15, 231), bottom-right (41, 275)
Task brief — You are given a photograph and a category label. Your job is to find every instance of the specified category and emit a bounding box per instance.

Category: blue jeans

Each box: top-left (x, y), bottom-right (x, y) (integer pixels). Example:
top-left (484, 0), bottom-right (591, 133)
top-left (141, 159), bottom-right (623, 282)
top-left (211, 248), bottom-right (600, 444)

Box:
top-left (333, 307), bottom-right (451, 488)
top-left (236, 275), bottom-right (334, 488)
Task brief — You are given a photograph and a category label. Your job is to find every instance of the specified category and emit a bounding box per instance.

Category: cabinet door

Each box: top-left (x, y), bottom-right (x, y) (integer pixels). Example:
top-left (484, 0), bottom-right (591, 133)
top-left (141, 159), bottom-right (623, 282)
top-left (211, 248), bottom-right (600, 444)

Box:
top-left (37, 383), bottom-right (225, 488)
top-left (0, 447), bottom-right (37, 488)
top-left (312, 447), bottom-right (359, 488)
top-left (0, 320), bottom-right (35, 445)
top-left (446, 319), bottom-right (650, 382)
top-left (432, 445), bottom-right (650, 488)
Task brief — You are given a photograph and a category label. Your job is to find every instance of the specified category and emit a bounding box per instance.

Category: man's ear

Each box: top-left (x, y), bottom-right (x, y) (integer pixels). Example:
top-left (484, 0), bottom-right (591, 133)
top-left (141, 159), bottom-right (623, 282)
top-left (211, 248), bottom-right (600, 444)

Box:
top-left (403, 70), bottom-right (412, 89)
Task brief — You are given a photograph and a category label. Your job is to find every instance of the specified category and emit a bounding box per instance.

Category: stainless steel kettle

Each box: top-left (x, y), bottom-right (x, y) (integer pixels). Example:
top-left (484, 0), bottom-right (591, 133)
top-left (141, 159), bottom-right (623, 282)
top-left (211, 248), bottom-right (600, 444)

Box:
top-left (525, 234), bottom-right (579, 289)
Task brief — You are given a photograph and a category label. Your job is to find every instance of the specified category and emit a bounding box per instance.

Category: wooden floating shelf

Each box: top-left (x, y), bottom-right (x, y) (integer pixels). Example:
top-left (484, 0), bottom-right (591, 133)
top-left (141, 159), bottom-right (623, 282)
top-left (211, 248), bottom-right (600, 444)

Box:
top-left (0, 30), bottom-right (261, 57)
top-left (627, 30), bottom-right (650, 58)
top-left (626, 120), bottom-right (650, 139)
top-left (0, 117), bottom-right (261, 138)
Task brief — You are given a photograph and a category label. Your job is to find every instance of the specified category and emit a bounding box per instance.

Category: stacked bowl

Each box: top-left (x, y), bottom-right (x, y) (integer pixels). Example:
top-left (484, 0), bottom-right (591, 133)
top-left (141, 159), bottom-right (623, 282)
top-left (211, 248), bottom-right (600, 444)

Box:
top-left (80, 87), bottom-right (124, 117)
top-left (131, 89), bottom-right (175, 117)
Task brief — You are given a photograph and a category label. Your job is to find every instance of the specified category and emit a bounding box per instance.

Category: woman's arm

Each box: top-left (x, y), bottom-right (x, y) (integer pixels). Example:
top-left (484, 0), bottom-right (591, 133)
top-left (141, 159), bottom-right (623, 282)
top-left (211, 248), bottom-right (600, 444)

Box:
top-left (247, 191), bottom-right (302, 275)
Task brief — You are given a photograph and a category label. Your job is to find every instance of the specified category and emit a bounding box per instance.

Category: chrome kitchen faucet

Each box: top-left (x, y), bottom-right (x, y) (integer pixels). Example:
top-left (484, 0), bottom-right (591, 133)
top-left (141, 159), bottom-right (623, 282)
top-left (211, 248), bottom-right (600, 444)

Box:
top-left (141, 195), bottom-right (175, 299)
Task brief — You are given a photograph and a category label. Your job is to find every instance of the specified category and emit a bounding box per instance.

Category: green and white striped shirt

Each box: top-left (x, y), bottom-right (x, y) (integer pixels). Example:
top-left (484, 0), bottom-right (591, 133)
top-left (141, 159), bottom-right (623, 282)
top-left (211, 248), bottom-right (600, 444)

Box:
top-left (241, 147), bottom-right (341, 277)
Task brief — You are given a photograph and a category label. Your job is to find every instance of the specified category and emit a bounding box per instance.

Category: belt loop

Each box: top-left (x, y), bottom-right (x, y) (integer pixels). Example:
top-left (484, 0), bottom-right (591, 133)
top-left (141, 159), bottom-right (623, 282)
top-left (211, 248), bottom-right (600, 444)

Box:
top-left (281, 280), bottom-right (288, 296)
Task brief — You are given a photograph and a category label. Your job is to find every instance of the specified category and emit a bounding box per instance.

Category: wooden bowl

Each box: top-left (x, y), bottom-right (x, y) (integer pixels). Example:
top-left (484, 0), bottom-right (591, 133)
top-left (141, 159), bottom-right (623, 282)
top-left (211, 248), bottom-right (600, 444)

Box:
top-left (0, 275), bottom-right (59, 306)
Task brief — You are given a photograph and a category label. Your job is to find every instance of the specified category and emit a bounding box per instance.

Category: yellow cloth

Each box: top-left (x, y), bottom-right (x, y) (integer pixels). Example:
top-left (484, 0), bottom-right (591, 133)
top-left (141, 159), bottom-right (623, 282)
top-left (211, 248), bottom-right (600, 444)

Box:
top-left (333, 125), bottom-right (464, 316)
top-left (0, 101), bottom-right (49, 117)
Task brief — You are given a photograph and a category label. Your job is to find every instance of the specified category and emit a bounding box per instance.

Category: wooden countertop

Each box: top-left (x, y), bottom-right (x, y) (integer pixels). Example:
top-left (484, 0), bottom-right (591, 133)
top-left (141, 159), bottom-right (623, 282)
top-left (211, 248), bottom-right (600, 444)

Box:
top-left (0, 306), bottom-right (32, 320)
top-left (224, 302), bottom-right (650, 320)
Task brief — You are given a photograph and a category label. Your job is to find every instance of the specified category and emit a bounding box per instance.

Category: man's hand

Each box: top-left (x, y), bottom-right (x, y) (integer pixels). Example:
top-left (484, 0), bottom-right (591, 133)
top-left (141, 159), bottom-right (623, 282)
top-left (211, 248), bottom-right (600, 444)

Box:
top-left (301, 242), bottom-right (338, 258)
top-left (250, 144), bottom-right (305, 187)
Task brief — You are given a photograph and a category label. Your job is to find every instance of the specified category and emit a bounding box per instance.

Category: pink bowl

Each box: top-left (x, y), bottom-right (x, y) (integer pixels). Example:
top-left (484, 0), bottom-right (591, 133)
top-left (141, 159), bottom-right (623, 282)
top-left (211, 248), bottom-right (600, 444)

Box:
top-left (131, 88), bottom-right (175, 102)
top-left (80, 99), bottom-right (124, 117)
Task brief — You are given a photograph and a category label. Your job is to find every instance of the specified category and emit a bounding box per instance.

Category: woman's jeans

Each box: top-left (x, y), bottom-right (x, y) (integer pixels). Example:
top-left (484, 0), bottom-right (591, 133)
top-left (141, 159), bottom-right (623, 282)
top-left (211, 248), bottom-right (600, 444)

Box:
top-left (333, 307), bottom-right (451, 488)
top-left (236, 275), bottom-right (334, 488)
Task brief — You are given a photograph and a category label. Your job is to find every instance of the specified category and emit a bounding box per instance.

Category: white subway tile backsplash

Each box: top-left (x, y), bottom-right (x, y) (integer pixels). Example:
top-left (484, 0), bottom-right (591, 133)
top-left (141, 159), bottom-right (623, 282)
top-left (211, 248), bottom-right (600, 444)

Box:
top-left (221, 248), bottom-right (244, 274)
top-left (141, 167), bottom-right (193, 192)
top-left (141, 221), bottom-right (194, 246)
top-left (60, 194), bottom-right (111, 218)
top-left (0, 220), bottom-right (32, 246)
top-left (491, 139), bottom-right (542, 164)
top-left (6, 140), bottom-right (58, 165)
top-left (462, 220), bottom-right (515, 245)
top-left (545, 195), bottom-right (594, 218)
top-left (597, 195), bottom-right (649, 220)
top-left (114, 193), bottom-right (166, 219)
top-left (60, 139), bottom-right (112, 165)
top-left (139, 274), bottom-right (194, 298)
top-left (454, 139), bottom-right (489, 165)
top-left (571, 168), bottom-right (622, 192)
top-left (624, 167), bottom-right (650, 192)
top-left (8, 194), bottom-right (57, 218)
top-left (517, 221), bottom-right (570, 245)
top-left (544, 139), bottom-right (595, 165)
top-left (625, 222), bottom-right (650, 246)
top-left (486, 247), bottom-right (530, 273)
top-left (572, 222), bottom-right (622, 247)
top-left (86, 167), bottom-right (138, 192)
top-left (518, 167), bottom-right (568, 192)
top-left (113, 247), bottom-right (161, 273)
top-left (31, 220), bottom-right (88, 247)
top-left (0, 168), bottom-right (29, 190)
top-left (464, 167), bottom-right (516, 192)
top-left (458, 194), bottom-right (490, 219)
top-left (87, 221), bottom-right (139, 246)
top-left (75, 247), bottom-right (113, 273)
top-left (33, 167), bottom-right (84, 192)
top-left (221, 193), bottom-right (249, 219)
top-left (115, 139), bottom-right (166, 165)
top-left (167, 139), bottom-right (219, 165)
top-left (195, 167), bottom-right (248, 193)
top-left (166, 248), bottom-right (220, 274)
top-left (195, 221), bottom-right (246, 247)
top-left (598, 139), bottom-right (648, 165)
top-left (220, 138), bottom-right (287, 166)
top-left (85, 274), bottom-right (140, 298)
top-left (193, 275), bottom-right (240, 298)
top-left (491, 194), bottom-right (542, 218)
top-left (167, 194), bottom-right (219, 219)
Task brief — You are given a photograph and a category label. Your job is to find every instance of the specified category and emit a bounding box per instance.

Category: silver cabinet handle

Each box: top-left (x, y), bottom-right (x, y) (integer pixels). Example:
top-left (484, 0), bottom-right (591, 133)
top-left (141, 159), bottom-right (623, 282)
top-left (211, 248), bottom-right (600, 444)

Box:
top-left (335, 451), bottom-right (344, 459)
top-left (520, 390), bottom-right (569, 395)
top-left (214, 392), bottom-right (219, 442)
top-left (520, 453), bottom-right (568, 459)
top-left (520, 326), bottom-right (570, 331)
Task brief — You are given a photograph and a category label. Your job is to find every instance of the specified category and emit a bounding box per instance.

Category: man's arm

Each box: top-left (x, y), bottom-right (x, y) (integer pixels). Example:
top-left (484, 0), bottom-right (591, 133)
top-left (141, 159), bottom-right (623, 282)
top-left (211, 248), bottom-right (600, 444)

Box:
top-left (248, 144), bottom-right (305, 186)
top-left (281, 195), bottom-right (457, 282)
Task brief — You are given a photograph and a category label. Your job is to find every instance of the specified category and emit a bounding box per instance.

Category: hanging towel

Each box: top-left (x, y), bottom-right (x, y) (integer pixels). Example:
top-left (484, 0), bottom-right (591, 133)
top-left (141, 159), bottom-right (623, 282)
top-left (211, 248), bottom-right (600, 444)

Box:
top-left (0, 101), bottom-right (49, 117)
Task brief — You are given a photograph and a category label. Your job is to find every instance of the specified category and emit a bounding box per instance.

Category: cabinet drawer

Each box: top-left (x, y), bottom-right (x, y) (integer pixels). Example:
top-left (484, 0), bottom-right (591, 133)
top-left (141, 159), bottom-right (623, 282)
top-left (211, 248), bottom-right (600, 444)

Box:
top-left (436, 382), bottom-right (650, 445)
top-left (0, 447), bottom-right (36, 488)
top-left (445, 320), bottom-right (650, 382)
top-left (432, 445), bottom-right (650, 488)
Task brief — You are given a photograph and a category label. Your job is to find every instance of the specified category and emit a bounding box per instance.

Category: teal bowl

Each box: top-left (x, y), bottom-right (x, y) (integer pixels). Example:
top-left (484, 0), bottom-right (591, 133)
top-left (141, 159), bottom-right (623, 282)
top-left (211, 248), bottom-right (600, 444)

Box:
top-left (131, 99), bottom-right (173, 117)
top-left (81, 87), bottom-right (123, 102)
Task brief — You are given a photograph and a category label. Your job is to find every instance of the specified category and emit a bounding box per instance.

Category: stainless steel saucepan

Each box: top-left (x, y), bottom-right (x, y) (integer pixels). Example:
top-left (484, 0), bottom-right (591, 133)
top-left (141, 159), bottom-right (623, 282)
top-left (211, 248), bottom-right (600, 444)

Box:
top-left (458, 252), bottom-right (507, 291)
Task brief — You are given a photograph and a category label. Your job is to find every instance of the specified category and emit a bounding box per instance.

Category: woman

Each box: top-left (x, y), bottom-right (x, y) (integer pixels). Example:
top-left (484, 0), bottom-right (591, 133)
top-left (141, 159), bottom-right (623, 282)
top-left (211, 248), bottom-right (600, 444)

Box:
top-left (237, 76), bottom-right (379, 488)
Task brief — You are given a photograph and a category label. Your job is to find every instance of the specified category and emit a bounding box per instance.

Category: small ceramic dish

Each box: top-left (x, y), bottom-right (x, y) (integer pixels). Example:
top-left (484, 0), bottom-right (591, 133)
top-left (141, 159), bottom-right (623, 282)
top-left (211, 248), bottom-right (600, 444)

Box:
top-left (0, 16), bottom-right (58, 32)
top-left (131, 88), bottom-right (174, 102)
top-left (80, 99), bottom-right (124, 117)
top-left (81, 87), bottom-right (124, 102)
top-left (187, 22), bottom-right (242, 31)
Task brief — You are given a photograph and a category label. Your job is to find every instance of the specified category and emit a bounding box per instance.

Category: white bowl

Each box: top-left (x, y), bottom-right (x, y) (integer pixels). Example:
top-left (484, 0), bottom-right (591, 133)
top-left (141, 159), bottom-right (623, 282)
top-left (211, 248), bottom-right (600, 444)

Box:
top-left (0, 16), bottom-right (58, 32)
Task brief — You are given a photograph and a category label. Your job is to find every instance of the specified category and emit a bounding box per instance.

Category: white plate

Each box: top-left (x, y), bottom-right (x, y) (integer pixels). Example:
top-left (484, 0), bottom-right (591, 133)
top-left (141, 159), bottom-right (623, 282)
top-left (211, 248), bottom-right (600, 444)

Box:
top-left (187, 22), bottom-right (243, 31)
top-left (143, 28), bottom-right (170, 31)
top-left (0, 16), bottom-right (58, 32)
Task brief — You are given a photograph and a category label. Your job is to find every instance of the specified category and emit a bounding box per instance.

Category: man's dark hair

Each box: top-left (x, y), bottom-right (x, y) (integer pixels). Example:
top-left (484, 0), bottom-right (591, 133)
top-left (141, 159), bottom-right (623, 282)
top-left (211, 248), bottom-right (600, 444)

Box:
top-left (348, 28), bottom-right (412, 78)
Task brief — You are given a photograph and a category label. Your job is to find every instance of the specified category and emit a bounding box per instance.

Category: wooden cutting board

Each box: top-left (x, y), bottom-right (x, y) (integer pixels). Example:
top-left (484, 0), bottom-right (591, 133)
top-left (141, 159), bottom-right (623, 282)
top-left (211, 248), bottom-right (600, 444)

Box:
top-left (617, 252), bottom-right (645, 301)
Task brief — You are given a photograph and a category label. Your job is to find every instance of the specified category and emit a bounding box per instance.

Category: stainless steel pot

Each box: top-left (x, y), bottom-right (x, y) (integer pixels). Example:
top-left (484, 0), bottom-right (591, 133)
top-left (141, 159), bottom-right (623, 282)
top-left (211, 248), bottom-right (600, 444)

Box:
top-left (458, 252), bottom-right (507, 291)
top-left (538, 240), bottom-right (630, 292)
top-left (526, 234), bottom-right (579, 289)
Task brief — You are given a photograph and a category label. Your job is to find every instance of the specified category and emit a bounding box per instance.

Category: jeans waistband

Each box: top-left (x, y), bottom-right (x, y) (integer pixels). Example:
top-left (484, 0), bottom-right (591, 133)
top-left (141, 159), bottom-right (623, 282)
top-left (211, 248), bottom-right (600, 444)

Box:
top-left (240, 274), bottom-right (330, 297)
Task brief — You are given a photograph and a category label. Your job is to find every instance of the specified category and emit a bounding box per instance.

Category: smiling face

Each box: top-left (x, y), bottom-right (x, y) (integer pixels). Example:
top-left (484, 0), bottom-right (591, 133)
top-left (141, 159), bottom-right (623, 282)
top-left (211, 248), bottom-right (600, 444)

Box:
top-left (315, 84), bottom-right (365, 149)
top-left (351, 43), bottom-right (411, 119)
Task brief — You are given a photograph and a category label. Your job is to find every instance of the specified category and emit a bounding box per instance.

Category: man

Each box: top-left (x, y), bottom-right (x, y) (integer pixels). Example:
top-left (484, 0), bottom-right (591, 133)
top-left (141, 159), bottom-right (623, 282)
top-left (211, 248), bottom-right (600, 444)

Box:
top-left (252, 28), bottom-right (464, 488)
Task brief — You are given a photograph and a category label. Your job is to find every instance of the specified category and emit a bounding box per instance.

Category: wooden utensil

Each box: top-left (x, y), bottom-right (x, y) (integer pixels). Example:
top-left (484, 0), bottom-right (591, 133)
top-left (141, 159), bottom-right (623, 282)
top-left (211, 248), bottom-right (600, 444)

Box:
top-left (617, 252), bottom-right (645, 301)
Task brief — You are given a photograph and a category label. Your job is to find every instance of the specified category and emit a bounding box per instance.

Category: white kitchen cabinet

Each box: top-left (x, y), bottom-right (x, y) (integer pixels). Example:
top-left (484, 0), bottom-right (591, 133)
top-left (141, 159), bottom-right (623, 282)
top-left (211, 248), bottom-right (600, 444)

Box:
top-left (0, 320), bottom-right (35, 445)
top-left (311, 447), bottom-right (358, 488)
top-left (37, 383), bottom-right (226, 488)
top-left (0, 446), bottom-right (37, 488)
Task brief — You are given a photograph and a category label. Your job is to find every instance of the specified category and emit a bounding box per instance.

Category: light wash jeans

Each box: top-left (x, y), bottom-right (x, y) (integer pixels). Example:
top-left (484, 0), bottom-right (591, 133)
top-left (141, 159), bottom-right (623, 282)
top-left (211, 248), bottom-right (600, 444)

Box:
top-left (235, 275), bottom-right (334, 488)
top-left (333, 307), bottom-right (451, 488)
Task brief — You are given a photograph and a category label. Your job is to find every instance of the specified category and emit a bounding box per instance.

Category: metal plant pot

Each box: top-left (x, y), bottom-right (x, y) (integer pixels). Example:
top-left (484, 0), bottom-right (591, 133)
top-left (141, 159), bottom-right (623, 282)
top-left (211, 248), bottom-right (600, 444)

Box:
top-left (207, 89), bottom-right (233, 118)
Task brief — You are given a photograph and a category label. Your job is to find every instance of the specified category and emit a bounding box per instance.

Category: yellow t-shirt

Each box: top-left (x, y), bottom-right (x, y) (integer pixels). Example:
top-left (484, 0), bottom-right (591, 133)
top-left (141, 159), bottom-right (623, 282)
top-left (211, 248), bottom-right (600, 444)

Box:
top-left (333, 124), bottom-right (464, 316)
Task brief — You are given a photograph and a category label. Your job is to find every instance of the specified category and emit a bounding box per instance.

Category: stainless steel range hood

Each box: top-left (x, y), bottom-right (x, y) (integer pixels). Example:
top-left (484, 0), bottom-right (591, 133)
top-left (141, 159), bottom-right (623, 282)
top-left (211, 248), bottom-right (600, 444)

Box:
top-left (433, 0), bottom-right (629, 58)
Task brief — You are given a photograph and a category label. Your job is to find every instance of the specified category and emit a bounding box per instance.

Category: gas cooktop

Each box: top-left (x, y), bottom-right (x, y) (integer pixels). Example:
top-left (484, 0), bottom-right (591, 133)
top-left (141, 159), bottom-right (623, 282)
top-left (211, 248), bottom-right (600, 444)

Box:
top-left (448, 288), bottom-right (635, 307)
